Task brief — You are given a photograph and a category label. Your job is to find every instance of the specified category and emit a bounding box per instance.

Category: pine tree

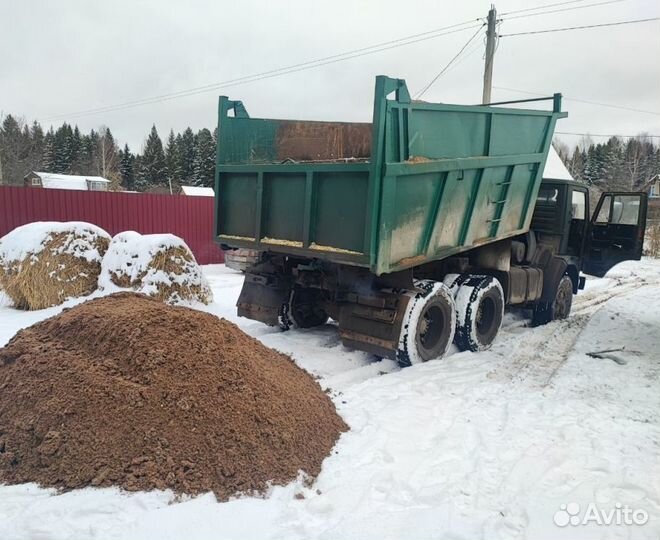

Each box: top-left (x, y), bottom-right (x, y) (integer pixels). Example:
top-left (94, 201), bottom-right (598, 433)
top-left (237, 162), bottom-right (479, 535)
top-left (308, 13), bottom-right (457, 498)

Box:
top-left (0, 115), bottom-right (23, 184)
top-left (137, 125), bottom-right (167, 191)
top-left (568, 145), bottom-right (585, 181)
top-left (78, 133), bottom-right (92, 173)
top-left (28, 121), bottom-right (44, 172)
top-left (133, 153), bottom-right (145, 190)
top-left (165, 130), bottom-right (182, 188)
top-left (69, 126), bottom-right (82, 173)
top-left (178, 127), bottom-right (196, 185)
top-left (53, 123), bottom-right (75, 173)
top-left (42, 129), bottom-right (56, 171)
top-left (601, 137), bottom-right (622, 190)
top-left (118, 144), bottom-right (134, 190)
top-left (192, 128), bottom-right (216, 187)
top-left (87, 130), bottom-right (99, 174)
top-left (97, 127), bottom-right (119, 186)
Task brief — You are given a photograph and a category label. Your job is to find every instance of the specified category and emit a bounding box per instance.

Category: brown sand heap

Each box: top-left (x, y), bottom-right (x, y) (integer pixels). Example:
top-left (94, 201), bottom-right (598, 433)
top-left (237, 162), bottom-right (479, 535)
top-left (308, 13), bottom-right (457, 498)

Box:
top-left (0, 221), bottom-right (110, 310)
top-left (0, 293), bottom-right (347, 499)
top-left (99, 231), bottom-right (212, 305)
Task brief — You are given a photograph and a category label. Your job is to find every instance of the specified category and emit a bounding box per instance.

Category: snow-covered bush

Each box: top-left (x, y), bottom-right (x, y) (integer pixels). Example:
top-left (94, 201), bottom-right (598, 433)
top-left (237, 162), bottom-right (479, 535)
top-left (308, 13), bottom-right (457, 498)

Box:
top-left (0, 221), bottom-right (110, 310)
top-left (99, 231), bottom-right (212, 305)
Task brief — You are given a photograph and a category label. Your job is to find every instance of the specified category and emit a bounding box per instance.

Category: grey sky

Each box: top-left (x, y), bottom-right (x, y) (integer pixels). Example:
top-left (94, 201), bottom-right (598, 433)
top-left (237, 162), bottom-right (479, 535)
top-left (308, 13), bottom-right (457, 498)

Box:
top-left (1, 0), bottom-right (659, 152)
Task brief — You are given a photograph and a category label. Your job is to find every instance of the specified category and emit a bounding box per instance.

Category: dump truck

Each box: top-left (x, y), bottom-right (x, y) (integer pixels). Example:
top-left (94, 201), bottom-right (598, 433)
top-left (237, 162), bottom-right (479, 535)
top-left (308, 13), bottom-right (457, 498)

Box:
top-left (214, 76), bottom-right (648, 366)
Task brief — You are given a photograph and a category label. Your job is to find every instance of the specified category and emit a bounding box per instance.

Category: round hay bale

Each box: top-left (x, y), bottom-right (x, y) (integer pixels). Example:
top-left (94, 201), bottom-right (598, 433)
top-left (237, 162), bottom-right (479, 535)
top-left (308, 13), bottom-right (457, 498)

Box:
top-left (99, 232), bottom-right (212, 304)
top-left (0, 222), bottom-right (111, 310)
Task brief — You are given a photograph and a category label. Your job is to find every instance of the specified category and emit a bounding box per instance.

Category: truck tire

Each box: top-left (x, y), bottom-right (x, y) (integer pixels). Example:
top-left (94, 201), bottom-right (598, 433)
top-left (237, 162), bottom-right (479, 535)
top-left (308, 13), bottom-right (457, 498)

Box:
top-left (454, 275), bottom-right (504, 352)
top-left (278, 288), bottom-right (329, 331)
top-left (396, 280), bottom-right (456, 368)
top-left (443, 273), bottom-right (468, 296)
top-left (532, 275), bottom-right (573, 326)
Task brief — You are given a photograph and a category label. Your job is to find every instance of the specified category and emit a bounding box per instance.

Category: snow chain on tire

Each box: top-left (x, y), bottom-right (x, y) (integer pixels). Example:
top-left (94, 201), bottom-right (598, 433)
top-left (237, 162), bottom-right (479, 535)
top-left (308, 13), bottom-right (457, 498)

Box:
top-left (396, 280), bottom-right (456, 368)
top-left (278, 288), bottom-right (329, 331)
top-left (453, 275), bottom-right (504, 352)
top-left (277, 291), bottom-right (294, 331)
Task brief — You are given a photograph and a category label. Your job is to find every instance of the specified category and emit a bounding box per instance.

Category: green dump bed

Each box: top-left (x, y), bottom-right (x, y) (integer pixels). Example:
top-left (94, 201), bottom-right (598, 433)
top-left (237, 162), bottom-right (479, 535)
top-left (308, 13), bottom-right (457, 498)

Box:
top-left (215, 76), bottom-right (566, 275)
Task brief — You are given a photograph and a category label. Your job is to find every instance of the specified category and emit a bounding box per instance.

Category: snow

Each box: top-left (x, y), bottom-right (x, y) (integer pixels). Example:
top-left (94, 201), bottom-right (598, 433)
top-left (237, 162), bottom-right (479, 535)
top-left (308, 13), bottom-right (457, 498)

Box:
top-left (543, 146), bottom-right (574, 181)
top-left (33, 172), bottom-right (110, 191)
top-left (0, 221), bottom-right (110, 264)
top-left (180, 186), bottom-right (214, 197)
top-left (1, 260), bottom-right (660, 539)
top-left (98, 231), bottom-right (212, 303)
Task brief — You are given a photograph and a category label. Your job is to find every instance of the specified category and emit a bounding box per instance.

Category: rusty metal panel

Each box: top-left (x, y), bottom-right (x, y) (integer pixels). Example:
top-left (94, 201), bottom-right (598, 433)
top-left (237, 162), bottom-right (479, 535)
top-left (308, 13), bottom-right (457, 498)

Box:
top-left (274, 121), bottom-right (371, 161)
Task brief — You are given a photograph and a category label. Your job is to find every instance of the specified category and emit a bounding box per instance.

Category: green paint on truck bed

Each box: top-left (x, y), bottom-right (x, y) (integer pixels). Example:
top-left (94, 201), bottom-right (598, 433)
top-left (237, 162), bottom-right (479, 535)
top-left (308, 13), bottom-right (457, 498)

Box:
top-left (215, 76), bottom-right (566, 275)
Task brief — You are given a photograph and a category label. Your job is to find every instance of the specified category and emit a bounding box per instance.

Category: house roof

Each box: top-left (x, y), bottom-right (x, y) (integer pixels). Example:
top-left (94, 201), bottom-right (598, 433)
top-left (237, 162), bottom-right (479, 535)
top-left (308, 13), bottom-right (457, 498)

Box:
top-left (180, 185), bottom-right (214, 197)
top-left (639, 174), bottom-right (660, 192)
top-left (30, 172), bottom-right (110, 190)
top-left (542, 146), bottom-right (574, 181)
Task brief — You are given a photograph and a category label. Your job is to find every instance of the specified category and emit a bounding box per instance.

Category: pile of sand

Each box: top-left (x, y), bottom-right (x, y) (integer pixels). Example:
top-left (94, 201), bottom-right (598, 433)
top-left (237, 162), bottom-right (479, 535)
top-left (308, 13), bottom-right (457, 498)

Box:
top-left (99, 232), bottom-right (212, 305)
top-left (0, 293), bottom-right (346, 499)
top-left (0, 222), bottom-right (110, 310)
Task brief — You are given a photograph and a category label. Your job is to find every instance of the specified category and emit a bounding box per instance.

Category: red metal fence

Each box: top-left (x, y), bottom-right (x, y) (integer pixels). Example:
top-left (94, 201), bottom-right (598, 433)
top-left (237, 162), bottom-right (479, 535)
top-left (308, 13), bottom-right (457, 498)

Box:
top-left (0, 186), bottom-right (224, 264)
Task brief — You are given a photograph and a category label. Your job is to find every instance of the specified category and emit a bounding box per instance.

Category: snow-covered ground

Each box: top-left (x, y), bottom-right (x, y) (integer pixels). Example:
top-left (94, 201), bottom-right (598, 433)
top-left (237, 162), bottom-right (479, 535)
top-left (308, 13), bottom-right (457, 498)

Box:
top-left (1, 260), bottom-right (659, 540)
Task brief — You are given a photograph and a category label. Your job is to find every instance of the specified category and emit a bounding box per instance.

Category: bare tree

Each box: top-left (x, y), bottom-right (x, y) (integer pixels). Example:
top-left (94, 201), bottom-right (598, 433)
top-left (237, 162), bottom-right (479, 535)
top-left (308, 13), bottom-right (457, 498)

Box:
top-left (97, 126), bottom-right (121, 189)
top-left (623, 134), bottom-right (652, 191)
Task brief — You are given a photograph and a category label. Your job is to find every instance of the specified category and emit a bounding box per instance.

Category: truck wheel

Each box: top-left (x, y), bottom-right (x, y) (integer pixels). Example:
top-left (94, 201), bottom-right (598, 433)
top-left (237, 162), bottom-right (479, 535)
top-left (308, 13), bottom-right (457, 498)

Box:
top-left (454, 275), bottom-right (504, 352)
top-left (532, 275), bottom-right (573, 326)
top-left (443, 273), bottom-right (468, 296)
top-left (278, 288), bottom-right (329, 331)
top-left (396, 280), bottom-right (456, 368)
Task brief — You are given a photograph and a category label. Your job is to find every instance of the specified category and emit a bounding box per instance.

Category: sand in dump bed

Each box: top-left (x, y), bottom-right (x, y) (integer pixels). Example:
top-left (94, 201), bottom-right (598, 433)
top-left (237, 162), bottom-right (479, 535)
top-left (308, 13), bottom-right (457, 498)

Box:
top-left (0, 293), bottom-right (347, 499)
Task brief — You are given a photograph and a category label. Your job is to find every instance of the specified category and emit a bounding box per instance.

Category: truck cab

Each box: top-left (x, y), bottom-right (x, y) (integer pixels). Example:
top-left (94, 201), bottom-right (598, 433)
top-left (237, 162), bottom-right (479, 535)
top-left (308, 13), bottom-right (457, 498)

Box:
top-left (532, 178), bottom-right (648, 282)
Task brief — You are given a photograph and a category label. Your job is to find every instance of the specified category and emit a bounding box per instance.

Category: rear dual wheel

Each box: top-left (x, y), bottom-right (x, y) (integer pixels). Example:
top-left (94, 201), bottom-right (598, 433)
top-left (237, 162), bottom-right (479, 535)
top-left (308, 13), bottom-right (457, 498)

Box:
top-left (445, 274), bottom-right (505, 352)
top-left (278, 288), bottom-right (329, 331)
top-left (396, 280), bottom-right (456, 368)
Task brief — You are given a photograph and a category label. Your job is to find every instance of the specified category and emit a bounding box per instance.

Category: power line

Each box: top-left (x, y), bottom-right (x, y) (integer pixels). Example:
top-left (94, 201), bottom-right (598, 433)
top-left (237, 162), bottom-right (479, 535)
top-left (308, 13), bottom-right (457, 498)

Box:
top-left (494, 86), bottom-right (660, 116)
top-left (499, 16), bottom-right (660, 37)
top-left (444, 34), bottom-right (487, 75)
top-left (500, 0), bottom-right (593, 16)
top-left (43, 19), bottom-right (483, 122)
top-left (502, 0), bottom-right (624, 21)
top-left (556, 131), bottom-right (660, 138)
top-left (415, 24), bottom-right (485, 99)
top-left (416, 33), bottom-right (486, 87)
top-left (40, 9), bottom-right (660, 122)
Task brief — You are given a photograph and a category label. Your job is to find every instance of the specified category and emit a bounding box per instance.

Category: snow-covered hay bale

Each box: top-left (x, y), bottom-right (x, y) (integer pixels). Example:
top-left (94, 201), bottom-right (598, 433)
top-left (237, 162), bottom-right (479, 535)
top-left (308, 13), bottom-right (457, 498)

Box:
top-left (99, 231), bottom-right (212, 304)
top-left (0, 222), bottom-right (110, 310)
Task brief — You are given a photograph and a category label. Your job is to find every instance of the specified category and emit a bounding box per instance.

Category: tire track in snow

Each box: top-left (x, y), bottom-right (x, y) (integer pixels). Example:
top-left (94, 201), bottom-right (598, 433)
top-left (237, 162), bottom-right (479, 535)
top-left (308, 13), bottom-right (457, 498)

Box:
top-left (491, 272), bottom-right (650, 387)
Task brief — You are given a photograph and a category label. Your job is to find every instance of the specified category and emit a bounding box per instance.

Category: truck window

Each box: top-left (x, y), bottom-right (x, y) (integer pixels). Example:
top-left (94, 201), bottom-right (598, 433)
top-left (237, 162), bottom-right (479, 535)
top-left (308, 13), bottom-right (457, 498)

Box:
top-left (611, 195), bottom-right (640, 225)
top-left (595, 195), bottom-right (612, 223)
top-left (537, 187), bottom-right (559, 204)
top-left (571, 190), bottom-right (586, 220)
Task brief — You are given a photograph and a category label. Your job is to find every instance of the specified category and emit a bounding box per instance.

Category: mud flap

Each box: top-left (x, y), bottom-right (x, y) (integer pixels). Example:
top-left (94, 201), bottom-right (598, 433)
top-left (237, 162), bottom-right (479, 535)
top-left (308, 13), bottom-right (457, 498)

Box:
top-left (338, 293), bottom-right (409, 359)
top-left (236, 276), bottom-right (290, 326)
top-left (540, 256), bottom-right (568, 303)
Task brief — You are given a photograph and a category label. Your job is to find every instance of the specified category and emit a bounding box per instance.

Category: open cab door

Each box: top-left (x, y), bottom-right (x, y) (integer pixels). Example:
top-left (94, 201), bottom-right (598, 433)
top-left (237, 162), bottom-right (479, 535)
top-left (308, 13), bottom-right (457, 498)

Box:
top-left (583, 192), bottom-right (648, 277)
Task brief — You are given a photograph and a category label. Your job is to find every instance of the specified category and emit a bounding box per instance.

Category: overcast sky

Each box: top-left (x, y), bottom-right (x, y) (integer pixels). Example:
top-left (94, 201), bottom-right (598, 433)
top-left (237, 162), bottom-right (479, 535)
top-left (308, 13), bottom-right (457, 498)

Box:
top-left (1, 0), bottom-right (659, 152)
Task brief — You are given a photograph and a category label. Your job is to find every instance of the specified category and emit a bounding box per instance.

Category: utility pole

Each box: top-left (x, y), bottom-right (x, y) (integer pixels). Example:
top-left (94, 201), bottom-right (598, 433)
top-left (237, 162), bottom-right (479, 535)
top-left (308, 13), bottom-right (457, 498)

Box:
top-left (482, 4), bottom-right (497, 105)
